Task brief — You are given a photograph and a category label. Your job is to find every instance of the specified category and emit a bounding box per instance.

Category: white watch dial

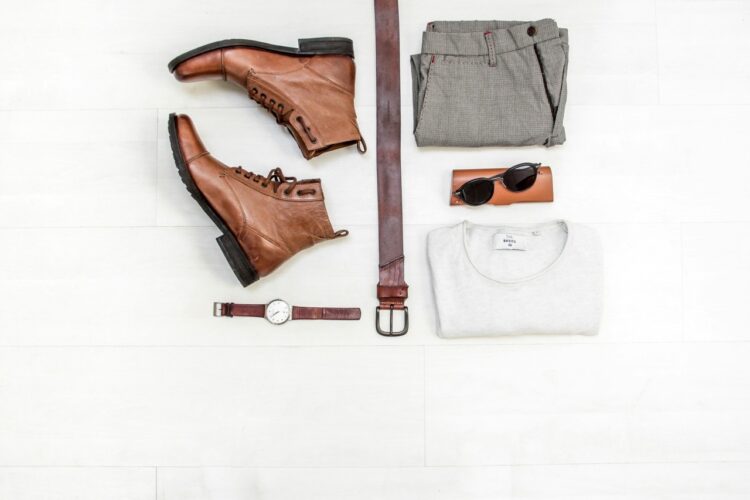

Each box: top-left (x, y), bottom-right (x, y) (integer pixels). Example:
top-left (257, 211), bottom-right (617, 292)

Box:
top-left (265, 299), bottom-right (291, 325)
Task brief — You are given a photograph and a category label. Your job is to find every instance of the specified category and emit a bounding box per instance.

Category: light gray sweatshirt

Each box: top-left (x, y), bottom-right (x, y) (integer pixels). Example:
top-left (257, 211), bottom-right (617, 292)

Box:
top-left (427, 220), bottom-right (603, 337)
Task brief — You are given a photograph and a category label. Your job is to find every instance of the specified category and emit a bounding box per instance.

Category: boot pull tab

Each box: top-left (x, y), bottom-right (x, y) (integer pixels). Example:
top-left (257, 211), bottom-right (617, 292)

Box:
top-left (334, 229), bottom-right (349, 239)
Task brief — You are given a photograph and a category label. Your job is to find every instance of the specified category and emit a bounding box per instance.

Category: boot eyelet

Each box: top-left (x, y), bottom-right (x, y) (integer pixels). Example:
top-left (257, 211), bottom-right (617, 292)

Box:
top-left (296, 116), bottom-right (318, 143)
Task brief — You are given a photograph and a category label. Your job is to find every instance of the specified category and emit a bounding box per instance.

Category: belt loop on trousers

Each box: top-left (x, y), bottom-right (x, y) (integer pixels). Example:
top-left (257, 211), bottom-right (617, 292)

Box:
top-left (484, 31), bottom-right (497, 67)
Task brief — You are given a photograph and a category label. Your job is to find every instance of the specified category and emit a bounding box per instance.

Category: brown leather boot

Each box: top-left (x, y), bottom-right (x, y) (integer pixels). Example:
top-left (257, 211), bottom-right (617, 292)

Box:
top-left (168, 38), bottom-right (366, 160)
top-left (168, 113), bottom-right (348, 286)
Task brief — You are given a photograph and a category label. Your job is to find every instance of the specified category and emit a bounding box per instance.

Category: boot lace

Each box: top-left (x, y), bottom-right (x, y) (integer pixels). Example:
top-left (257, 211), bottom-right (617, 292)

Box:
top-left (249, 86), bottom-right (318, 144)
top-left (232, 166), bottom-right (316, 196)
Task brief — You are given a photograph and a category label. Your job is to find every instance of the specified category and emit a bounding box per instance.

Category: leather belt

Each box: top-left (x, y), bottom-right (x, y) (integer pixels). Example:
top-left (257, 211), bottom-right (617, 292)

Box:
top-left (374, 0), bottom-right (408, 336)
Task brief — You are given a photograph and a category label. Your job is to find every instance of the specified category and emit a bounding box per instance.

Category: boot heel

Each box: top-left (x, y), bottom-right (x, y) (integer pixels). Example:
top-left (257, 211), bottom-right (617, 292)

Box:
top-left (216, 234), bottom-right (259, 287)
top-left (298, 37), bottom-right (354, 57)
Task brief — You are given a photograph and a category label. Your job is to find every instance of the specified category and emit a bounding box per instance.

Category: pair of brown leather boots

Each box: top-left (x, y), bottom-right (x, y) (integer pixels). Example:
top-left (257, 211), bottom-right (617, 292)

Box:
top-left (168, 38), bottom-right (363, 286)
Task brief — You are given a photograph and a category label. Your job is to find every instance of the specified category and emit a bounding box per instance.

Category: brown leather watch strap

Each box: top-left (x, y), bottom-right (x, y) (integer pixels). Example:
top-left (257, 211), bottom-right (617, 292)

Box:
top-left (292, 307), bottom-right (362, 320)
top-left (213, 302), bottom-right (265, 318)
top-left (213, 302), bottom-right (361, 321)
top-left (374, 0), bottom-right (409, 336)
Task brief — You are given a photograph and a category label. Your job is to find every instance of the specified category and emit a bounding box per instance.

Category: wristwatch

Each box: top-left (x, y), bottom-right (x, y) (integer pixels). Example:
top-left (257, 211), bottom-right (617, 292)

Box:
top-left (213, 299), bottom-right (361, 325)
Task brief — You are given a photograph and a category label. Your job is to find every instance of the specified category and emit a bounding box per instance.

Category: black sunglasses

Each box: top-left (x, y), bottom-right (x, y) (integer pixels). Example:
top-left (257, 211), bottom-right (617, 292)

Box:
top-left (453, 162), bottom-right (541, 206)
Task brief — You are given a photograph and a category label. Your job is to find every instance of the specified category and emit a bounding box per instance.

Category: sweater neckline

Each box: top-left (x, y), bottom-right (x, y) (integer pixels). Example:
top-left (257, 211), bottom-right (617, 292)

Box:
top-left (460, 220), bottom-right (573, 285)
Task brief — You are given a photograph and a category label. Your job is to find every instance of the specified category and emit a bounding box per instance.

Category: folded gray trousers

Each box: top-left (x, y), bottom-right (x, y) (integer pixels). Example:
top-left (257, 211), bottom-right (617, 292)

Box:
top-left (411, 19), bottom-right (568, 147)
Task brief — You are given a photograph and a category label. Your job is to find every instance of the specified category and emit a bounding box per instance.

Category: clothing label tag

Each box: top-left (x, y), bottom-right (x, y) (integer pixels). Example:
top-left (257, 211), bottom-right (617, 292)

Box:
top-left (494, 233), bottom-right (528, 251)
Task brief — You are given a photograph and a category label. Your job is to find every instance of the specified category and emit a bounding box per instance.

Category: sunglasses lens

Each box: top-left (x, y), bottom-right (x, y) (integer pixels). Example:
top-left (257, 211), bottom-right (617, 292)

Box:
top-left (503, 165), bottom-right (538, 192)
top-left (459, 179), bottom-right (494, 205)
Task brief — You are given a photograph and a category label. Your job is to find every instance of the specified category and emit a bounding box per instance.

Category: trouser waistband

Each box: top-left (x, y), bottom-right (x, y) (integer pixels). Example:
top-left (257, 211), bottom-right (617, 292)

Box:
top-left (421, 19), bottom-right (562, 56)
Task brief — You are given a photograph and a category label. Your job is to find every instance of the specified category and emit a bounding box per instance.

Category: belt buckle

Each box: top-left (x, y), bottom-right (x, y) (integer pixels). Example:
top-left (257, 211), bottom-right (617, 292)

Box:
top-left (375, 305), bottom-right (409, 337)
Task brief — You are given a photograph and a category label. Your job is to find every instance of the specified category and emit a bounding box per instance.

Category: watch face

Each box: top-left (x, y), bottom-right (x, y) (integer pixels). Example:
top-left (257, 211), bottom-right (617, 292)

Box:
top-left (265, 299), bottom-right (291, 325)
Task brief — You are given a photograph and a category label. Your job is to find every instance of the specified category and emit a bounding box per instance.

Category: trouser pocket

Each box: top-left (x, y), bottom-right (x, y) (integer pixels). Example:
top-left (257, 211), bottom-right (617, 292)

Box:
top-left (532, 31), bottom-right (568, 145)
top-left (413, 49), bottom-right (556, 147)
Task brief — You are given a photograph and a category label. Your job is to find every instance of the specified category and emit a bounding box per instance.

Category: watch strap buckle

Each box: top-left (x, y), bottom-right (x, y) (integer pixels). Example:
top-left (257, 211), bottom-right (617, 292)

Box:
top-left (213, 302), bottom-right (233, 317)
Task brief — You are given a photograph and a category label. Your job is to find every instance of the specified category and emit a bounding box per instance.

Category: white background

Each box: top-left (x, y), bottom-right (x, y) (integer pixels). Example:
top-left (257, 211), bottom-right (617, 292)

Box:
top-left (1, 0), bottom-right (750, 498)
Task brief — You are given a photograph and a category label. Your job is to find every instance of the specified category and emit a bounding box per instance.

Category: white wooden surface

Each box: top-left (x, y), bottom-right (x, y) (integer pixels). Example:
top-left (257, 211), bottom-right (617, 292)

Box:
top-left (1, 0), bottom-right (750, 498)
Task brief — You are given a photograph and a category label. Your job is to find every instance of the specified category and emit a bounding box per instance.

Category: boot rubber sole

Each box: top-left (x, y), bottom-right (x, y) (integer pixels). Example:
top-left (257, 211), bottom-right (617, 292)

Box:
top-left (167, 113), bottom-right (259, 287)
top-left (168, 37), bottom-right (354, 73)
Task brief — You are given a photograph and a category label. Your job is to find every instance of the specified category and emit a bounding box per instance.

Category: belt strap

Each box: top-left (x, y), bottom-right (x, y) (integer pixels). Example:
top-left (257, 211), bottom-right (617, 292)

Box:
top-left (374, 0), bottom-right (408, 336)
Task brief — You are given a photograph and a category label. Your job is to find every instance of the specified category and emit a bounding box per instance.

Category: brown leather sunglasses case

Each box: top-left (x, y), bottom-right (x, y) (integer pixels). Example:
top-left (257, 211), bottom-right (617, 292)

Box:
top-left (450, 166), bottom-right (554, 206)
